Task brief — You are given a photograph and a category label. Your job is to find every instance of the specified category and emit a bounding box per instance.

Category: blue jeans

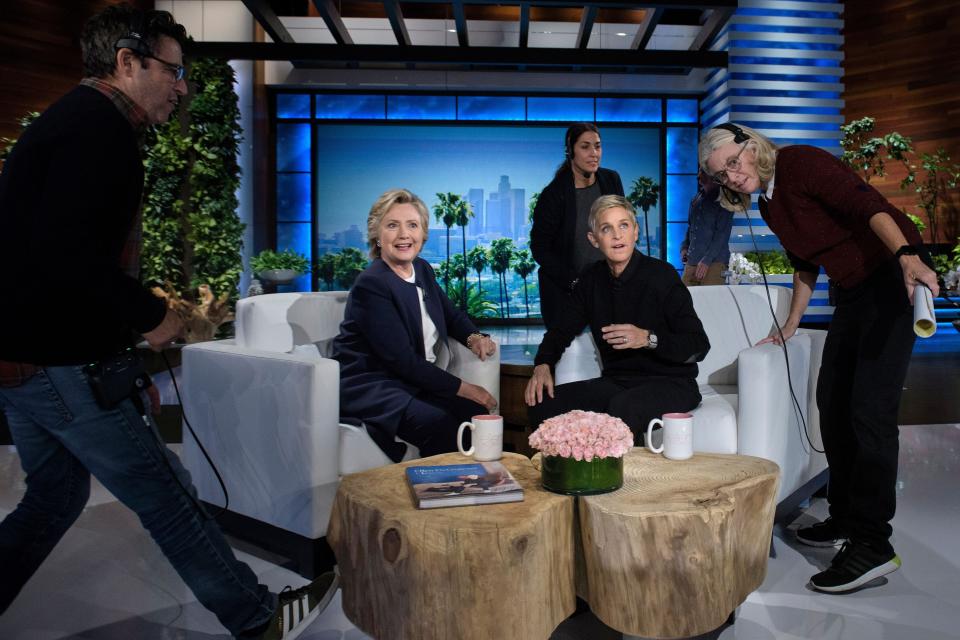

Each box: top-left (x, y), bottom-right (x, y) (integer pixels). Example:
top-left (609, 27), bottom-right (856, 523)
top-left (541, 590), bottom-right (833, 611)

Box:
top-left (0, 365), bottom-right (275, 636)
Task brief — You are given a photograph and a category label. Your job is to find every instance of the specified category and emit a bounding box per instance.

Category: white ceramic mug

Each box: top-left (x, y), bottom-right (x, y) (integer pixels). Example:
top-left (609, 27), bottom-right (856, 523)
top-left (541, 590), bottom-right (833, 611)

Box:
top-left (457, 415), bottom-right (504, 462)
top-left (646, 412), bottom-right (694, 461)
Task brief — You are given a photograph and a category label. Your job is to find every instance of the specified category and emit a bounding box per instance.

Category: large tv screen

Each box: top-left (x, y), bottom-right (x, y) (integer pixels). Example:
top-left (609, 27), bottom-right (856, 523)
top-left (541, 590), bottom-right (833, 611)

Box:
top-left (314, 123), bottom-right (661, 318)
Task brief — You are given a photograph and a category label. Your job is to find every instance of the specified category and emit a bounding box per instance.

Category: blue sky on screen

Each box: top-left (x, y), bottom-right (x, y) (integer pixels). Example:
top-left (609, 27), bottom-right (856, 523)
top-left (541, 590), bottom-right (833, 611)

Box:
top-left (314, 124), bottom-right (661, 236)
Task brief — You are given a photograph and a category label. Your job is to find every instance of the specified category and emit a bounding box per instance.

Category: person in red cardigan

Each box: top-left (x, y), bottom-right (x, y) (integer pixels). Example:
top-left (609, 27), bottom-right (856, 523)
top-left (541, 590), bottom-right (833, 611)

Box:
top-left (699, 123), bottom-right (939, 594)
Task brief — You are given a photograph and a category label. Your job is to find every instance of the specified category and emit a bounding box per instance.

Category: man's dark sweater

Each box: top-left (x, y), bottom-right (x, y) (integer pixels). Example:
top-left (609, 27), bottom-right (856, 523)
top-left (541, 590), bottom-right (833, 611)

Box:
top-left (535, 250), bottom-right (710, 379)
top-left (760, 145), bottom-right (924, 288)
top-left (0, 85), bottom-right (166, 365)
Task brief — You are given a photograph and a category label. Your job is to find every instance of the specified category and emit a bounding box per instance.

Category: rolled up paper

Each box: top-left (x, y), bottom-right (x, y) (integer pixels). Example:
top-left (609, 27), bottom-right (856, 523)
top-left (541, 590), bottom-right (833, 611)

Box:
top-left (913, 284), bottom-right (936, 338)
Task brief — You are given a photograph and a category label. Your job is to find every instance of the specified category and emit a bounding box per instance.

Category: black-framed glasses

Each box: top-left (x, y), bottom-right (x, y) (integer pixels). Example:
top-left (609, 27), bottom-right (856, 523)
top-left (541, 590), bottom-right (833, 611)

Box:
top-left (145, 53), bottom-right (186, 82)
top-left (711, 141), bottom-right (749, 186)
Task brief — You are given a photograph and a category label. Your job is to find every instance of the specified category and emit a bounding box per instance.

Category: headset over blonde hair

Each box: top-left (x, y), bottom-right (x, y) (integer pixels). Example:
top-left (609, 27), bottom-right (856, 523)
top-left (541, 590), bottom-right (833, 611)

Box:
top-left (366, 188), bottom-right (430, 259)
top-left (697, 123), bottom-right (778, 212)
top-left (587, 194), bottom-right (637, 233)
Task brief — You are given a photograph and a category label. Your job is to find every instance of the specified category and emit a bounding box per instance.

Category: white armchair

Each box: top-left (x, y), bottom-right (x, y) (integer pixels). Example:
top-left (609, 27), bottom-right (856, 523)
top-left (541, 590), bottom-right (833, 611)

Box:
top-left (180, 292), bottom-right (500, 575)
top-left (553, 285), bottom-right (827, 506)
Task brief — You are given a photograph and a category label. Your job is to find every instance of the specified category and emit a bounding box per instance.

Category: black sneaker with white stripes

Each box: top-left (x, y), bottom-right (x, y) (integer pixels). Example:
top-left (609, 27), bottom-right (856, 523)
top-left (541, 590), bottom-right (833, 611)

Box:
top-left (810, 541), bottom-right (901, 593)
top-left (796, 517), bottom-right (848, 548)
top-left (261, 570), bottom-right (339, 640)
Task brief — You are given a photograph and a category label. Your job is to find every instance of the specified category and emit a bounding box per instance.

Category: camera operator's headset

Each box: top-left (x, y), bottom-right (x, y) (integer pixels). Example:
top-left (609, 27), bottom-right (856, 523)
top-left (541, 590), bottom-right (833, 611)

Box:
top-left (709, 123), bottom-right (821, 454)
top-left (114, 10), bottom-right (153, 57)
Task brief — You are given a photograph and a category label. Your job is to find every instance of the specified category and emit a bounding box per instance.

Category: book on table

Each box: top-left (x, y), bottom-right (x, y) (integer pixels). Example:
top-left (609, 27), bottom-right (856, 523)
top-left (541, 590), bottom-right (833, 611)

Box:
top-left (405, 461), bottom-right (524, 509)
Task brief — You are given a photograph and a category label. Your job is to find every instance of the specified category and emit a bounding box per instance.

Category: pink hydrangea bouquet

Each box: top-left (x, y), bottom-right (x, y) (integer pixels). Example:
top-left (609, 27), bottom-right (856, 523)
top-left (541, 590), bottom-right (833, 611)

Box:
top-left (529, 410), bottom-right (634, 461)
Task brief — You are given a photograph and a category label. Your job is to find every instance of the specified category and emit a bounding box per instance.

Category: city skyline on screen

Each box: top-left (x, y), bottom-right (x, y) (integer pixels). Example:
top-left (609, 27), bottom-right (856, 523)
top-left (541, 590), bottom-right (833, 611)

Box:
top-left (313, 124), bottom-right (662, 261)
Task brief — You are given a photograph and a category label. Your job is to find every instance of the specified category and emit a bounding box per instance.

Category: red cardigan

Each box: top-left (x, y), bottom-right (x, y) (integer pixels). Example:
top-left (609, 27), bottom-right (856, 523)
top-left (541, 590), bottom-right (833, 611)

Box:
top-left (759, 145), bottom-right (922, 289)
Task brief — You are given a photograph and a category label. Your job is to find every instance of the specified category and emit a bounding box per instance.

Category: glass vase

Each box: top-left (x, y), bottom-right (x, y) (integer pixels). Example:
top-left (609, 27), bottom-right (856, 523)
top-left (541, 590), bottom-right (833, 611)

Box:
top-left (541, 455), bottom-right (624, 495)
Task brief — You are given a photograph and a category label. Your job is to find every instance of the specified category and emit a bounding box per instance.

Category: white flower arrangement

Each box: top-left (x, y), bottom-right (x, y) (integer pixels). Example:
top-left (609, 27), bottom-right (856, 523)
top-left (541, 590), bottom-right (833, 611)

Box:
top-left (727, 252), bottom-right (762, 284)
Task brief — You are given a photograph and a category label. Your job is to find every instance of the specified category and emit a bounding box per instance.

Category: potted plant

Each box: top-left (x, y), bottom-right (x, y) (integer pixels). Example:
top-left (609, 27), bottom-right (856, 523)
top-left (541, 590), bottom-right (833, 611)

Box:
top-left (529, 410), bottom-right (634, 495)
top-left (250, 248), bottom-right (310, 284)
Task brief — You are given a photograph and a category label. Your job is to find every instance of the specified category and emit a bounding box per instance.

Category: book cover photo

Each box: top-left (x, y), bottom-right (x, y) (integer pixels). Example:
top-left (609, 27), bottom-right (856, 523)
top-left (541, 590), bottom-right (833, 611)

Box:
top-left (406, 461), bottom-right (524, 509)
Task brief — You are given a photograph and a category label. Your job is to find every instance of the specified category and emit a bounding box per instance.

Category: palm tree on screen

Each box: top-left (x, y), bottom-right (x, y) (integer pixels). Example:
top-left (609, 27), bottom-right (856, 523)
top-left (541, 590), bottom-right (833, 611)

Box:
top-left (314, 252), bottom-right (338, 290)
top-left (628, 177), bottom-right (660, 257)
top-left (454, 198), bottom-right (474, 310)
top-left (433, 193), bottom-right (460, 295)
top-left (511, 248), bottom-right (537, 318)
top-left (334, 248), bottom-right (368, 290)
top-left (467, 245), bottom-right (489, 296)
top-left (489, 238), bottom-right (515, 319)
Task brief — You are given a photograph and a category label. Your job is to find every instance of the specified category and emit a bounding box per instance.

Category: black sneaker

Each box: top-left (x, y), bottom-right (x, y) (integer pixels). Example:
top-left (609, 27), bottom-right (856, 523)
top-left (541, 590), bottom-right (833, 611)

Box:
top-left (796, 518), bottom-right (847, 547)
top-left (810, 541), bottom-right (901, 593)
top-left (261, 570), bottom-right (339, 640)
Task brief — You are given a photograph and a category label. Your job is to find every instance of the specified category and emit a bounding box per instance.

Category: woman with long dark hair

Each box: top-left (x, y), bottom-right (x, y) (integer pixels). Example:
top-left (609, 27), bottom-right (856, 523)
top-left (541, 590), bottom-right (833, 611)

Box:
top-left (530, 123), bottom-right (624, 328)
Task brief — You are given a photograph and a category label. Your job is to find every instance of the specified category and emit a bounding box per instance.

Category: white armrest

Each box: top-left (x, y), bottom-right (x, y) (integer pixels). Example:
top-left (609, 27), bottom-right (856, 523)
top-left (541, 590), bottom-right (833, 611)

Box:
top-left (445, 338), bottom-right (501, 405)
top-left (736, 334), bottom-right (811, 502)
top-left (180, 339), bottom-right (340, 539)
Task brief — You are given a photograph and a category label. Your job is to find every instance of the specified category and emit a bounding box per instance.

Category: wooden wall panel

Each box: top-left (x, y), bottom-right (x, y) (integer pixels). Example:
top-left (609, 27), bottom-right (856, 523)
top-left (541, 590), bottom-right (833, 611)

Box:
top-left (0, 0), bottom-right (150, 143)
top-left (843, 0), bottom-right (960, 242)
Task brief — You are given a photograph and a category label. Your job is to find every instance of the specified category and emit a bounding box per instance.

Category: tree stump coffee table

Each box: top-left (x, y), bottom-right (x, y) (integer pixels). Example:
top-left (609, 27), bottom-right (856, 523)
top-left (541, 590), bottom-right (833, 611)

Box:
top-left (327, 452), bottom-right (576, 640)
top-left (575, 448), bottom-right (780, 639)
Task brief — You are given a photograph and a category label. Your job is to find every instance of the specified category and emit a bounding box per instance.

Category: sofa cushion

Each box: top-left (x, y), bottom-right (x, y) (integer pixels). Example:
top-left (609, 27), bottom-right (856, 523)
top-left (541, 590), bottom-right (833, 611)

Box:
top-left (690, 390), bottom-right (738, 454)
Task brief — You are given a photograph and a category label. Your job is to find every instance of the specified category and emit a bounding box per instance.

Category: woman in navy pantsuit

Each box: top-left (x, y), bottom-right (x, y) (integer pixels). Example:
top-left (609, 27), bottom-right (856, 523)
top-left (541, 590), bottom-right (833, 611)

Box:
top-left (334, 189), bottom-right (498, 461)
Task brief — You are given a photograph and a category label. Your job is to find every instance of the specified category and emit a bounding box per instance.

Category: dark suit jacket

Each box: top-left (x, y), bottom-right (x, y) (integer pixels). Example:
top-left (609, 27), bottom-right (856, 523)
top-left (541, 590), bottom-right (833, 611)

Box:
top-left (333, 257), bottom-right (478, 460)
top-left (530, 166), bottom-right (624, 328)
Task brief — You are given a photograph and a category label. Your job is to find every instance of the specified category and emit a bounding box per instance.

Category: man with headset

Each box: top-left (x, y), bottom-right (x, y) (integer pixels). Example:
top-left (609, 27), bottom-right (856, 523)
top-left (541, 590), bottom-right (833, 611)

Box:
top-left (0, 6), bottom-right (334, 638)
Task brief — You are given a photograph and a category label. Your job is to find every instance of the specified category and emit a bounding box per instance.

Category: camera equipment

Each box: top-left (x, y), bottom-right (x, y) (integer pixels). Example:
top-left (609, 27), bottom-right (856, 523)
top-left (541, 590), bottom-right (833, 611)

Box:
top-left (84, 348), bottom-right (151, 410)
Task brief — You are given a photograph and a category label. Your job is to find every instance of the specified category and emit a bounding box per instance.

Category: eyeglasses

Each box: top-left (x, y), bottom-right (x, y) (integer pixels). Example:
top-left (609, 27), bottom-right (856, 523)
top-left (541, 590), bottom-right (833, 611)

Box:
top-left (710, 141), bottom-right (750, 186)
top-left (145, 53), bottom-right (186, 82)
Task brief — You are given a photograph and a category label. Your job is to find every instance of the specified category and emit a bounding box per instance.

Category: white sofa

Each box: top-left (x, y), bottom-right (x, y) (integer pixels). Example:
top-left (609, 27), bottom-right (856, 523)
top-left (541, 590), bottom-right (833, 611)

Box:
top-left (553, 285), bottom-right (827, 506)
top-left (180, 292), bottom-right (500, 573)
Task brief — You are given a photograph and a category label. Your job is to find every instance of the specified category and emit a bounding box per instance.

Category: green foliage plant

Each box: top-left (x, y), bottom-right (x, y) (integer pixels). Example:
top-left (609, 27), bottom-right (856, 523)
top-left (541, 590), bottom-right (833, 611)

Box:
top-left (332, 247), bottom-right (368, 289)
top-left (141, 57), bottom-right (245, 306)
top-left (627, 177), bottom-right (660, 256)
top-left (914, 148), bottom-right (960, 245)
top-left (315, 252), bottom-right (339, 290)
top-left (447, 283), bottom-right (498, 318)
top-left (907, 213), bottom-right (927, 234)
top-left (931, 253), bottom-right (954, 277)
top-left (839, 117), bottom-right (914, 188)
top-left (250, 248), bottom-right (309, 275)
top-left (312, 249), bottom-right (369, 290)
top-left (744, 250), bottom-right (793, 275)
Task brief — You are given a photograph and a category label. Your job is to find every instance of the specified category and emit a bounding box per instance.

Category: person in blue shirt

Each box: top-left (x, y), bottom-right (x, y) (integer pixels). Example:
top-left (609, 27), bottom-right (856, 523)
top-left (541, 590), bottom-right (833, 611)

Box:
top-left (680, 170), bottom-right (733, 286)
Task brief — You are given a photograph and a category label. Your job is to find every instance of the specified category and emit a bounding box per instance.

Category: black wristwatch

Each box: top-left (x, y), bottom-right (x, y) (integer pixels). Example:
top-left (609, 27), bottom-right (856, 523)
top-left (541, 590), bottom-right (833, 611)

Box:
top-left (895, 245), bottom-right (920, 258)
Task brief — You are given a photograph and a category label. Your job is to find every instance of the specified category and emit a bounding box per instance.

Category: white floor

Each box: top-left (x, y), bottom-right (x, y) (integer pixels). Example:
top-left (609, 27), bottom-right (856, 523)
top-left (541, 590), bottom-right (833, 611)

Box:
top-left (2, 425), bottom-right (959, 639)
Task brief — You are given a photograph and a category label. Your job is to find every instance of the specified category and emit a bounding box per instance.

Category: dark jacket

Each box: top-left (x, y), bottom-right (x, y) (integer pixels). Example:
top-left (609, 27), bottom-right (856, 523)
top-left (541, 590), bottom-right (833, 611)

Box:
top-left (333, 257), bottom-right (478, 458)
top-left (530, 166), bottom-right (624, 327)
top-left (535, 250), bottom-right (710, 380)
top-left (760, 145), bottom-right (925, 289)
top-left (0, 85), bottom-right (166, 364)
